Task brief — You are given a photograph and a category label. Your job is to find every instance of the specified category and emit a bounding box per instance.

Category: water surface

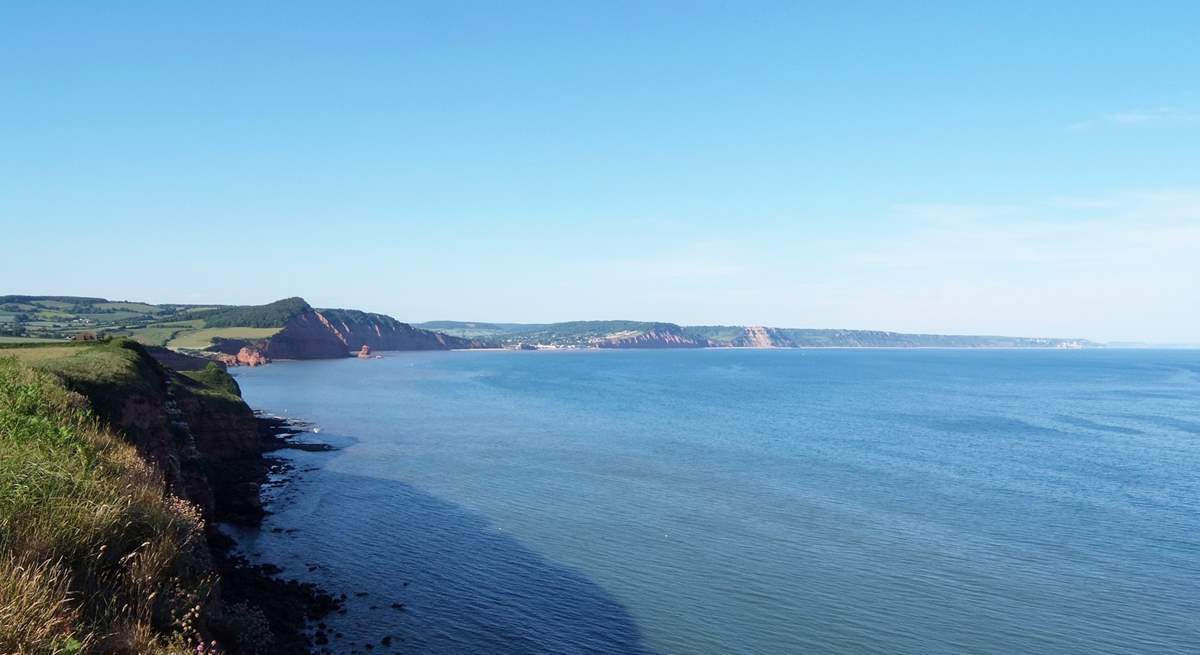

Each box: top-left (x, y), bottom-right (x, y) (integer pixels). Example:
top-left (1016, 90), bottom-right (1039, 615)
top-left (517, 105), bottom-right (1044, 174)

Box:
top-left (230, 349), bottom-right (1200, 654)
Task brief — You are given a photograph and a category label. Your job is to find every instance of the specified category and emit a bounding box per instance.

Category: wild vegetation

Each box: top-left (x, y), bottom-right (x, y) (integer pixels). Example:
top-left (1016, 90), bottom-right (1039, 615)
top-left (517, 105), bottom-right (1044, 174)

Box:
top-left (0, 297), bottom-right (205, 344)
top-left (417, 320), bottom-right (1094, 349)
top-left (0, 346), bottom-right (211, 654)
top-left (166, 328), bottom-right (283, 351)
top-left (178, 363), bottom-right (243, 399)
top-left (187, 298), bottom-right (311, 329)
top-left (0, 339), bottom-right (316, 654)
top-left (0, 297), bottom-right (299, 350)
top-left (3, 295), bottom-right (1091, 352)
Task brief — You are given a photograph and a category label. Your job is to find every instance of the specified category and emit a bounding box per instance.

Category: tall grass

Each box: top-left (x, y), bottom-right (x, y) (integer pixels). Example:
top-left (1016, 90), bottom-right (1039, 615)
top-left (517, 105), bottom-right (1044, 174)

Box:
top-left (0, 357), bottom-right (211, 654)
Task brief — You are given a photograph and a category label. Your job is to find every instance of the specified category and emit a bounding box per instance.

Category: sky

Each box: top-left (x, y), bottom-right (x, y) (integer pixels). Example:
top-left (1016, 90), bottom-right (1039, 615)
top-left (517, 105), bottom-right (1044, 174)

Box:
top-left (1, 2), bottom-right (1197, 343)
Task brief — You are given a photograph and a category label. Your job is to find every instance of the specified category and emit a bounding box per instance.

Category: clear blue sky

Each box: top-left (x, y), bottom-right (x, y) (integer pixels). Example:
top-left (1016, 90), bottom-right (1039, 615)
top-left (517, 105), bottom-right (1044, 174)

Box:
top-left (2, 2), bottom-right (1197, 342)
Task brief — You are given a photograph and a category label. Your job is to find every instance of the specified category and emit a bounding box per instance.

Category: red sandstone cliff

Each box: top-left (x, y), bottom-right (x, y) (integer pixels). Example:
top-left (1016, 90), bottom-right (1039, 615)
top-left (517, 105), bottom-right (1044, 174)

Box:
top-left (81, 346), bottom-right (268, 524)
top-left (209, 307), bottom-right (477, 361)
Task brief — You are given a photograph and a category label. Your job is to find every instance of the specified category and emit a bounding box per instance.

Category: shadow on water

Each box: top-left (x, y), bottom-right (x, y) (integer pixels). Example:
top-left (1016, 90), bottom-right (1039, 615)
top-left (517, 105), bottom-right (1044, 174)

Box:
top-left (246, 457), bottom-right (658, 655)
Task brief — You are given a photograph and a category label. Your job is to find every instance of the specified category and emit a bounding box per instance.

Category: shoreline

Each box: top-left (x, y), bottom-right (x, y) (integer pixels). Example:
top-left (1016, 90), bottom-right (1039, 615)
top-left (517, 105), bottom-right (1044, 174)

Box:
top-left (211, 412), bottom-right (343, 654)
top-left (232, 409), bottom-right (420, 653)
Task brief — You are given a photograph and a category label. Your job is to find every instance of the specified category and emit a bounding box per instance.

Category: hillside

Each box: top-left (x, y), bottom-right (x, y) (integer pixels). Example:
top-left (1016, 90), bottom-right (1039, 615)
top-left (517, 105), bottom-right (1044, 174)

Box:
top-left (413, 321), bottom-right (541, 339)
top-left (1, 296), bottom-right (475, 363)
top-left (204, 304), bottom-right (479, 363)
top-left (417, 320), bottom-right (1095, 349)
top-left (0, 295), bottom-right (209, 343)
top-left (4, 296), bottom-right (1094, 355)
top-left (0, 339), bottom-right (333, 653)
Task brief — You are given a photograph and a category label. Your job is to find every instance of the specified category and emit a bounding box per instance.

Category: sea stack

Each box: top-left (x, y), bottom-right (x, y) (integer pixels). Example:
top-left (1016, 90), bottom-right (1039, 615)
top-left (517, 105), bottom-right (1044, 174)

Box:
top-left (357, 344), bottom-right (371, 358)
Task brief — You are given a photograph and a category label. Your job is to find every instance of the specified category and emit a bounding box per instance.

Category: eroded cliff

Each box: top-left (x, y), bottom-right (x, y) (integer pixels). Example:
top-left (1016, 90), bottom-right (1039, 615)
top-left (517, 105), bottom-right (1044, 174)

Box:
top-left (208, 306), bottom-right (477, 362)
top-left (595, 326), bottom-right (708, 348)
top-left (29, 340), bottom-right (337, 653)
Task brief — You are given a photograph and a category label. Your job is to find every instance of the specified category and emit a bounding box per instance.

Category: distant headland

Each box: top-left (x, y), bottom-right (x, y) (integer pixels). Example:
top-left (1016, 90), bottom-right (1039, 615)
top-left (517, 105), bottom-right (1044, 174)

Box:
top-left (1, 295), bottom-right (1095, 366)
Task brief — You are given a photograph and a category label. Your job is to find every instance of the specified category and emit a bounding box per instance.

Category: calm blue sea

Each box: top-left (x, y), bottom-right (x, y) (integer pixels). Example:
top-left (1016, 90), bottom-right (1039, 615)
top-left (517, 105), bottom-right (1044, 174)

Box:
top-left (228, 349), bottom-right (1200, 655)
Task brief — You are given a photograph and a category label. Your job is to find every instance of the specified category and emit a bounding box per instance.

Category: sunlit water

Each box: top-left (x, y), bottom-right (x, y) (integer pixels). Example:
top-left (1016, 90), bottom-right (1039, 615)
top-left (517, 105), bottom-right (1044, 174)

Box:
top-left (228, 349), bottom-right (1200, 654)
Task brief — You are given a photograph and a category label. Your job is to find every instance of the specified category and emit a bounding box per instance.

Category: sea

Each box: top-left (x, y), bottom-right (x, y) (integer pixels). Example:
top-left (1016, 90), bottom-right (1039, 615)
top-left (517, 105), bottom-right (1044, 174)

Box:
top-left (227, 348), bottom-right (1200, 655)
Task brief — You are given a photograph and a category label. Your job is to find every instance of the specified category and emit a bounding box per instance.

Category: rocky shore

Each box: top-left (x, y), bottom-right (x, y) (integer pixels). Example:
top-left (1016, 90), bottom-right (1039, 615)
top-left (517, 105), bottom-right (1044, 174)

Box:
top-left (205, 413), bottom-right (342, 654)
top-left (139, 346), bottom-right (345, 652)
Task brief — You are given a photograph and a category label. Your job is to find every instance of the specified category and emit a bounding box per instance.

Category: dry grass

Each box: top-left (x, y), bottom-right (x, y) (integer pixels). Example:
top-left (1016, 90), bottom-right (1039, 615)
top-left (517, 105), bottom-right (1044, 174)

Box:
top-left (0, 557), bottom-right (85, 654)
top-left (0, 356), bottom-right (213, 654)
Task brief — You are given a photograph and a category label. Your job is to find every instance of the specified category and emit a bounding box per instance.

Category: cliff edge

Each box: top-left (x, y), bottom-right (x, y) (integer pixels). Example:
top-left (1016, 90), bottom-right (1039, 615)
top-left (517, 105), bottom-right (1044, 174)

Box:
top-left (0, 339), bottom-right (335, 654)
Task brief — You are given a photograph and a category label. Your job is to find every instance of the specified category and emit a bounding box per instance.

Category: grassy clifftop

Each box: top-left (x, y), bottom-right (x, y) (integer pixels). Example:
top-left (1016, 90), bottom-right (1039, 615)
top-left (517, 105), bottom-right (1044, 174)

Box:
top-left (0, 347), bottom-right (210, 654)
top-left (0, 339), bottom-right (297, 654)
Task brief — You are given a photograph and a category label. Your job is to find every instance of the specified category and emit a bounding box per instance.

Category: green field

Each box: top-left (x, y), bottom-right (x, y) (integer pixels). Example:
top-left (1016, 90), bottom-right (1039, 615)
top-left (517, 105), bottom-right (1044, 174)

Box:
top-left (0, 345), bottom-right (90, 362)
top-left (0, 335), bottom-right (64, 344)
top-left (167, 326), bottom-right (282, 349)
top-left (0, 296), bottom-right (291, 349)
top-left (121, 326), bottom-right (187, 346)
top-left (110, 319), bottom-right (206, 347)
top-left (1, 296), bottom-right (309, 349)
top-left (93, 301), bottom-right (163, 313)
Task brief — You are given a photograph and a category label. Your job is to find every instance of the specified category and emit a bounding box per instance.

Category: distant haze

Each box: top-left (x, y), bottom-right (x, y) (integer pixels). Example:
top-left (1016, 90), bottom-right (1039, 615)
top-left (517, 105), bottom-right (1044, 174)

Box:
top-left (2, 4), bottom-right (1197, 343)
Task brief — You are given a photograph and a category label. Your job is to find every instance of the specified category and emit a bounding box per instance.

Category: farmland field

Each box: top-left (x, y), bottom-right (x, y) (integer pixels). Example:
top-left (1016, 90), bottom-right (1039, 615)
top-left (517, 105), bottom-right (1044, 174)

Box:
top-left (167, 326), bottom-right (281, 349)
top-left (0, 336), bottom-right (65, 344)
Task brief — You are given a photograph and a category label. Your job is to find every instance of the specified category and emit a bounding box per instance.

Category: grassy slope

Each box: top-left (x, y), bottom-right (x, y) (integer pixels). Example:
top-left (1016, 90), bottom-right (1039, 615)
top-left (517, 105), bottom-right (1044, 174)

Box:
top-left (2, 297), bottom-right (305, 350)
top-left (1, 297), bottom-right (200, 343)
top-left (413, 321), bottom-right (541, 338)
top-left (187, 297), bottom-right (310, 329)
top-left (0, 336), bottom-right (64, 344)
top-left (0, 343), bottom-right (209, 654)
top-left (2, 297), bottom-right (314, 350)
top-left (110, 320), bottom-right (206, 348)
top-left (683, 325), bottom-right (746, 343)
top-left (178, 363), bottom-right (242, 399)
top-left (167, 327), bottom-right (282, 350)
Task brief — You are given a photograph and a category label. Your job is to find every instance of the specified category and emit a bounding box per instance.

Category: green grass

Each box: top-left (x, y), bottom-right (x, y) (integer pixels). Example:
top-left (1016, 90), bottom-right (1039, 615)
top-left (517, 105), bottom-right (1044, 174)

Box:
top-left (0, 298), bottom-right (207, 342)
top-left (186, 297), bottom-right (310, 328)
top-left (0, 354), bottom-right (207, 654)
top-left (0, 336), bottom-right (64, 344)
top-left (93, 302), bottom-right (162, 313)
top-left (0, 340), bottom-right (163, 422)
top-left (178, 363), bottom-right (242, 401)
top-left (118, 326), bottom-right (184, 347)
top-left (153, 320), bottom-right (206, 329)
top-left (413, 321), bottom-right (528, 338)
top-left (166, 327), bottom-right (281, 350)
top-left (27, 300), bottom-right (74, 309)
top-left (32, 310), bottom-right (75, 320)
top-left (0, 346), bottom-right (88, 362)
top-left (113, 321), bottom-right (203, 347)
top-left (681, 325), bottom-right (747, 343)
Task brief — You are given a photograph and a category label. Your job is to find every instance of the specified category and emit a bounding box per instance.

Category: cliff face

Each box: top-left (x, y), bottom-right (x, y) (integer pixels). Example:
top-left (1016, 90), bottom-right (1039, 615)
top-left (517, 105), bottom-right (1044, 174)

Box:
top-left (261, 311), bottom-right (350, 359)
top-left (38, 340), bottom-right (337, 653)
top-left (596, 327), bottom-right (708, 348)
top-left (209, 308), bottom-right (476, 362)
top-left (728, 326), bottom-right (794, 347)
top-left (318, 308), bottom-right (477, 352)
top-left (99, 348), bottom-right (266, 524)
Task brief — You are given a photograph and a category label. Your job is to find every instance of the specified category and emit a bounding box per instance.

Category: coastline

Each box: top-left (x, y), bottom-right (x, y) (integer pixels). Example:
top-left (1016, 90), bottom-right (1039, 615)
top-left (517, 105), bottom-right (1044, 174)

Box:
top-left (210, 412), bottom-right (343, 654)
